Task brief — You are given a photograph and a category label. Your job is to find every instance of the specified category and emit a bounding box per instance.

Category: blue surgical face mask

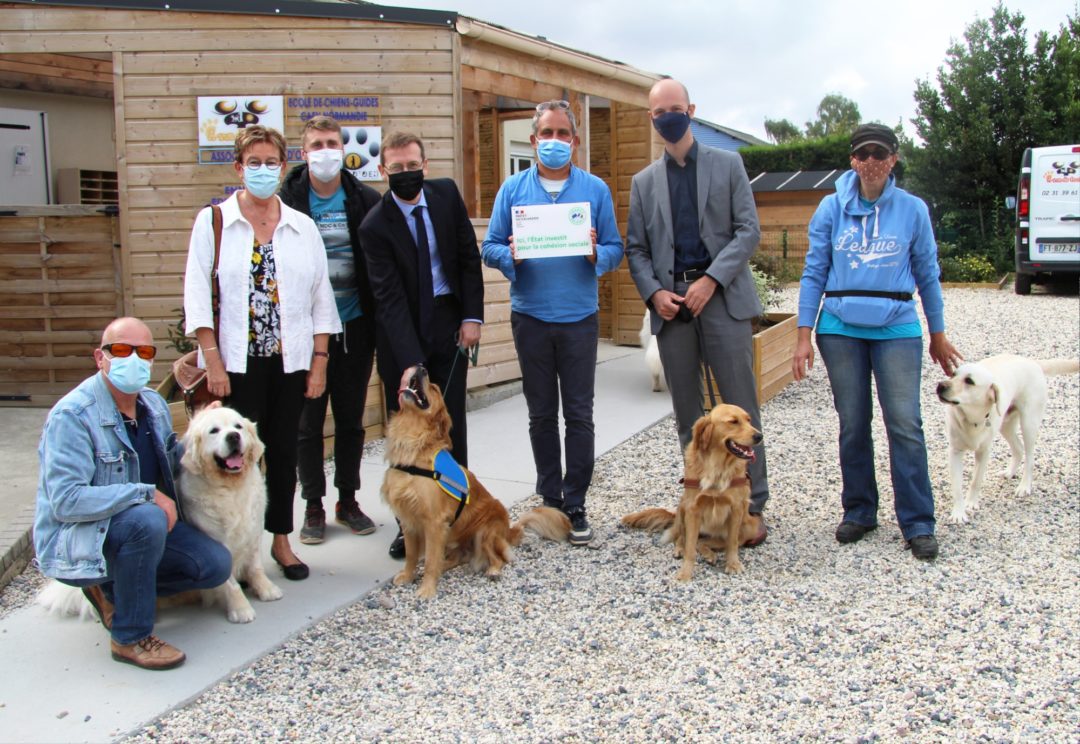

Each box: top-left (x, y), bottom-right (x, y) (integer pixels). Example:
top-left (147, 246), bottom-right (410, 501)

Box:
top-left (536, 139), bottom-right (573, 169)
top-left (652, 111), bottom-right (692, 144)
top-left (243, 164), bottom-right (282, 199)
top-left (106, 354), bottom-right (152, 394)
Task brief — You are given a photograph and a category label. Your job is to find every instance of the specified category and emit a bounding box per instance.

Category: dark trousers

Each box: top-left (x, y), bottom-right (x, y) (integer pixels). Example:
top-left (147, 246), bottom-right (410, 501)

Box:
top-left (228, 354), bottom-right (307, 534)
top-left (297, 316), bottom-right (375, 507)
top-left (511, 311), bottom-right (598, 513)
top-left (380, 296), bottom-right (469, 466)
top-left (61, 505), bottom-right (232, 645)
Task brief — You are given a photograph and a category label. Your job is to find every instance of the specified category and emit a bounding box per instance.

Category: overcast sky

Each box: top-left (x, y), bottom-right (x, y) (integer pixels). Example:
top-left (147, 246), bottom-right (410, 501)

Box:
top-left (389, 0), bottom-right (1076, 142)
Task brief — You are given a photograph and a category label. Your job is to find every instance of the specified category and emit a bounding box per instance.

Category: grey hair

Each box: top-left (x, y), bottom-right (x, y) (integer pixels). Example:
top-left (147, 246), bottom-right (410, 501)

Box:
top-left (532, 100), bottom-right (577, 137)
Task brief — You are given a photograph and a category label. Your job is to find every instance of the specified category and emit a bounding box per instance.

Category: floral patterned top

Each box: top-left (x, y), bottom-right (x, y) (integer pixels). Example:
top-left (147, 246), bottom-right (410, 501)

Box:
top-left (248, 239), bottom-right (282, 356)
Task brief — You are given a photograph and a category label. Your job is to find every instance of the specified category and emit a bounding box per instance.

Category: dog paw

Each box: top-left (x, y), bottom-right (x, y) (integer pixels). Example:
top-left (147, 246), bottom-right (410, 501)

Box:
top-left (255, 583), bottom-right (283, 602)
top-left (675, 566), bottom-right (693, 582)
top-left (946, 510), bottom-right (969, 525)
top-left (227, 605), bottom-right (256, 624)
top-left (392, 570), bottom-right (415, 586)
top-left (1014, 481), bottom-right (1033, 498)
top-left (416, 583), bottom-right (437, 600)
top-left (724, 559), bottom-right (744, 575)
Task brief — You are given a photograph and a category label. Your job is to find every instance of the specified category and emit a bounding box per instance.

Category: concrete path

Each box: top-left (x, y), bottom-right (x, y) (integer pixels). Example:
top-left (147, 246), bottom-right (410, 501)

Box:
top-left (0, 343), bottom-right (673, 743)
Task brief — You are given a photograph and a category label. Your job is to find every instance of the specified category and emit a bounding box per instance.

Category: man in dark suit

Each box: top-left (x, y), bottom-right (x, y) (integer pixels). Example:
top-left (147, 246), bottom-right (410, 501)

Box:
top-left (359, 132), bottom-right (484, 556)
top-left (626, 78), bottom-right (771, 534)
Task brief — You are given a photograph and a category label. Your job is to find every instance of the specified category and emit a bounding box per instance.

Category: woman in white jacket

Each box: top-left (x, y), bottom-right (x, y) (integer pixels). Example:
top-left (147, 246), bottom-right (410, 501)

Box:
top-left (185, 125), bottom-right (340, 580)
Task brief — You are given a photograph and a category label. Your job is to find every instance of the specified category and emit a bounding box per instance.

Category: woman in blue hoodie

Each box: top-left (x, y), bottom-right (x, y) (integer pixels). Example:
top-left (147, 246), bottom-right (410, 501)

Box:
top-left (792, 123), bottom-right (962, 561)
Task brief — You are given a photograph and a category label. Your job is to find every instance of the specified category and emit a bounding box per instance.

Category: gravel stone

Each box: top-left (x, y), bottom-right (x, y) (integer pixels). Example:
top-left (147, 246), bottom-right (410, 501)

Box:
top-left (3, 287), bottom-right (1078, 742)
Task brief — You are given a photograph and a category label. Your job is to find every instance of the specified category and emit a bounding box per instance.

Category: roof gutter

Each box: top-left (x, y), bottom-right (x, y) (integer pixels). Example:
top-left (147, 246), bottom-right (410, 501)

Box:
top-left (455, 16), bottom-right (660, 90)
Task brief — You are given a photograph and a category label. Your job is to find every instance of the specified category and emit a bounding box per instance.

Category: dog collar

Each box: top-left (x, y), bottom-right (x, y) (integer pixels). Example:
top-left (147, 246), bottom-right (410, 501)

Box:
top-left (681, 476), bottom-right (751, 490)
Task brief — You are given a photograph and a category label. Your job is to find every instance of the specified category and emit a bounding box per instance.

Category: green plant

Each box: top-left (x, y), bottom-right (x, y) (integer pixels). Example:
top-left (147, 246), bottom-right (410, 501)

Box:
top-left (750, 263), bottom-right (781, 311)
top-left (939, 253), bottom-right (999, 282)
top-left (167, 308), bottom-right (195, 354)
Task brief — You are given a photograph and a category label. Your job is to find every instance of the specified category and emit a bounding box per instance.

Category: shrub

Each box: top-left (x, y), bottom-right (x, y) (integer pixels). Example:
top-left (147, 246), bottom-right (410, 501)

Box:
top-left (750, 263), bottom-right (781, 311)
top-left (938, 253), bottom-right (999, 283)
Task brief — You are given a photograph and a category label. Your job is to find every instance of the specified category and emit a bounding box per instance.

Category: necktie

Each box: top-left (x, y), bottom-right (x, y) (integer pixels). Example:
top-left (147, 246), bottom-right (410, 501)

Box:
top-left (412, 205), bottom-right (435, 340)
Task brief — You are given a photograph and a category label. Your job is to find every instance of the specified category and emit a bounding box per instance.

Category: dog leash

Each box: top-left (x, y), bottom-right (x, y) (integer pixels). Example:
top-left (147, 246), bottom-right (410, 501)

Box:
top-left (695, 316), bottom-right (720, 410)
top-left (445, 342), bottom-right (479, 393)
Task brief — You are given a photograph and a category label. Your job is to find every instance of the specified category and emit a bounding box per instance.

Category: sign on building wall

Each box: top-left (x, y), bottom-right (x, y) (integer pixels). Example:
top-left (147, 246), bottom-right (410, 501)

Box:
top-left (197, 94), bottom-right (381, 181)
top-left (197, 95), bottom-right (285, 162)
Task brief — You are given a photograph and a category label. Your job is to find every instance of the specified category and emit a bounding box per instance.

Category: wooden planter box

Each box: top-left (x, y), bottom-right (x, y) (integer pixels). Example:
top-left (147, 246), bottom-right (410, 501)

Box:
top-left (704, 312), bottom-right (797, 408)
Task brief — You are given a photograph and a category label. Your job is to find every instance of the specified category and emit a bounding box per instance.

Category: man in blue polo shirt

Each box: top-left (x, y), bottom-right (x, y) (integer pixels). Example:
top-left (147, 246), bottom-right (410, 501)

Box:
top-left (482, 100), bottom-right (624, 545)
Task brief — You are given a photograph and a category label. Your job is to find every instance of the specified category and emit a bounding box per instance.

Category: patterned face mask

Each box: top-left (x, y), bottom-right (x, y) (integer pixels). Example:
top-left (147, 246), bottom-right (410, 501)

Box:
top-left (850, 156), bottom-right (895, 184)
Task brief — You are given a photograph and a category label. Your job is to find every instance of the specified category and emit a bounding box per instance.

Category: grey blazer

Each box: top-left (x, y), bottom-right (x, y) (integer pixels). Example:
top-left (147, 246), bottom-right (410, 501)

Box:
top-left (626, 142), bottom-right (763, 334)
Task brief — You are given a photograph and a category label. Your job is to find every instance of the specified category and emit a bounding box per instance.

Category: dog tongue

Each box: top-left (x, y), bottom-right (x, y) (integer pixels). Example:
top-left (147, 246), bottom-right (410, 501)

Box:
top-left (748, 450), bottom-right (757, 464)
top-left (225, 453), bottom-right (244, 470)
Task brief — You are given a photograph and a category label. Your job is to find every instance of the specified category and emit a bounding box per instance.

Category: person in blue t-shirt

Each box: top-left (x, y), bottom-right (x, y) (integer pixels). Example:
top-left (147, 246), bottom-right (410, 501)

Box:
top-left (792, 123), bottom-right (963, 561)
top-left (482, 100), bottom-right (624, 546)
top-left (280, 116), bottom-right (382, 546)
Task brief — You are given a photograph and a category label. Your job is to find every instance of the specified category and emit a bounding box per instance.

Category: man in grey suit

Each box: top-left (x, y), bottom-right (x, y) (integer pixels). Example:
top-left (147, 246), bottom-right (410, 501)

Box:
top-left (626, 78), bottom-right (771, 530)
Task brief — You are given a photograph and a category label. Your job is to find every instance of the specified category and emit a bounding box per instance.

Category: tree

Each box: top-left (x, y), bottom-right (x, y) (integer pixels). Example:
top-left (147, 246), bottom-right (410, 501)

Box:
top-left (906, 4), bottom-right (1079, 263)
top-left (764, 117), bottom-right (802, 144)
top-left (805, 94), bottom-right (861, 139)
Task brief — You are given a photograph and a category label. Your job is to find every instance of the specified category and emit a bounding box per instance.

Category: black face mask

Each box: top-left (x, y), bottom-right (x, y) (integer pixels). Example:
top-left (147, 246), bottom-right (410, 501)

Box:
top-left (388, 169), bottom-right (424, 201)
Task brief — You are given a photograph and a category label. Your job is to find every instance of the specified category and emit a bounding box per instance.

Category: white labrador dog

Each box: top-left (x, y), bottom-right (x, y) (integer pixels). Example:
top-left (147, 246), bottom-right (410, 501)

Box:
top-left (38, 406), bottom-right (281, 624)
top-left (640, 309), bottom-right (666, 392)
top-left (936, 354), bottom-right (1079, 524)
top-left (179, 405), bottom-right (282, 622)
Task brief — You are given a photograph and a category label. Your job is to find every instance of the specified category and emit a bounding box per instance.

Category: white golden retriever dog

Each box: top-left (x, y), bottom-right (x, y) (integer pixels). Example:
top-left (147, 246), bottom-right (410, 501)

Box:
top-left (178, 405), bottom-right (282, 622)
top-left (39, 406), bottom-right (281, 624)
top-left (640, 309), bottom-right (666, 392)
top-left (936, 354), bottom-right (1079, 524)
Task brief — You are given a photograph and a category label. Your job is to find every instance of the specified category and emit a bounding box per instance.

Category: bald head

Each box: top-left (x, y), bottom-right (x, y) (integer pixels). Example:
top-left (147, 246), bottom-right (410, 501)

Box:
top-left (101, 317), bottom-right (153, 347)
top-left (649, 78), bottom-right (691, 110)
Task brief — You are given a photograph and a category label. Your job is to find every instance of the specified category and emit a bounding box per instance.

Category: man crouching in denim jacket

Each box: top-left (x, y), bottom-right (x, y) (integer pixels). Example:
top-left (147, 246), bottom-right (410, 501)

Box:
top-left (34, 317), bottom-right (231, 670)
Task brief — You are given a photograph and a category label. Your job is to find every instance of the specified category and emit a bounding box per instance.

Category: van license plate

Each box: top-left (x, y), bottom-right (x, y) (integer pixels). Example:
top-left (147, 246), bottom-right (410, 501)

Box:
top-left (1040, 243), bottom-right (1079, 254)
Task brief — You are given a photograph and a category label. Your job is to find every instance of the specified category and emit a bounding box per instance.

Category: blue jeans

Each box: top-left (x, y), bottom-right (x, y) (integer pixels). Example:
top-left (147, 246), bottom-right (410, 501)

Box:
top-left (816, 334), bottom-right (935, 540)
top-left (61, 504), bottom-right (232, 645)
top-left (511, 311), bottom-right (598, 513)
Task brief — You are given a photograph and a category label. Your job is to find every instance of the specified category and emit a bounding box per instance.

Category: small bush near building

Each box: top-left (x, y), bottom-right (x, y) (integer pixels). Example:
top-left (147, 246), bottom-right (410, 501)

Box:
top-left (939, 253), bottom-right (1000, 283)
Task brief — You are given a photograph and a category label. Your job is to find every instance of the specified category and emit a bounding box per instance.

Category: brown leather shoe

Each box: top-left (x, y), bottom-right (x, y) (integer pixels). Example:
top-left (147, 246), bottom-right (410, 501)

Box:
top-left (82, 585), bottom-right (114, 630)
top-left (110, 636), bottom-right (186, 670)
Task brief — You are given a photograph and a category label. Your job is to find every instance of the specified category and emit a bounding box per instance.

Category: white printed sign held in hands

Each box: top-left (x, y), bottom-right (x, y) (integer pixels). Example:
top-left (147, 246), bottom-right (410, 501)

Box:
top-left (512, 202), bottom-right (592, 259)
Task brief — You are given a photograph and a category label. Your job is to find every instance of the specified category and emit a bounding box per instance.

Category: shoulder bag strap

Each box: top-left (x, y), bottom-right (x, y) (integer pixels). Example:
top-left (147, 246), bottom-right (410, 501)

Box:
top-left (210, 205), bottom-right (222, 341)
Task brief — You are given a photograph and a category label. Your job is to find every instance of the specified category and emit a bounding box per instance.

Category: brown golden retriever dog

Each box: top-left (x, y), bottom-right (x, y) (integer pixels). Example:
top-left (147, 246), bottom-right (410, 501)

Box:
top-left (382, 367), bottom-right (571, 599)
top-left (623, 403), bottom-right (764, 581)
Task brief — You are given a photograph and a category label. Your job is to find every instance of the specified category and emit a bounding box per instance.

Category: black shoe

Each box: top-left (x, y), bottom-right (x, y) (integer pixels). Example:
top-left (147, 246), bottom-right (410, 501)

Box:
top-left (568, 511), bottom-right (594, 546)
top-left (835, 521), bottom-right (877, 544)
top-left (336, 501), bottom-right (376, 536)
top-left (388, 529), bottom-right (406, 560)
top-left (299, 507), bottom-right (326, 545)
top-left (908, 534), bottom-right (939, 560)
top-left (271, 550), bottom-right (309, 581)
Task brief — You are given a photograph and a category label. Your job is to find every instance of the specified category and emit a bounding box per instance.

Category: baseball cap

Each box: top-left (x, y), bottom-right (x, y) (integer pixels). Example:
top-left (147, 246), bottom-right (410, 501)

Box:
top-left (850, 123), bottom-right (899, 154)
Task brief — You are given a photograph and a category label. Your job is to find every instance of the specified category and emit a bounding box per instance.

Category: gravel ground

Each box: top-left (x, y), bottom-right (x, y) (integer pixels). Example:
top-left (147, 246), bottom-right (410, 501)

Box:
top-left (5, 286), bottom-right (1079, 742)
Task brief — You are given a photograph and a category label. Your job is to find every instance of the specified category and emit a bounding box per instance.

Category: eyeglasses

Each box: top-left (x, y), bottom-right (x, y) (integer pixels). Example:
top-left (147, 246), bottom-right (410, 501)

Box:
top-left (852, 146), bottom-right (892, 162)
top-left (243, 159), bottom-right (282, 169)
top-left (101, 343), bottom-right (157, 360)
top-left (535, 100), bottom-right (570, 113)
top-left (383, 161), bottom-right (425, 175)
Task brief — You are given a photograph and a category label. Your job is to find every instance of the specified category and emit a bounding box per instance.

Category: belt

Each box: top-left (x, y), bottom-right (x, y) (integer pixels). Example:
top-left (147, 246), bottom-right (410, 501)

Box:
top-left (824, 290), bottom-right (913, 301)
top-left (434, 293), bottom-right (456, 306)
top-left (674, 268), bottom-right (708, 283)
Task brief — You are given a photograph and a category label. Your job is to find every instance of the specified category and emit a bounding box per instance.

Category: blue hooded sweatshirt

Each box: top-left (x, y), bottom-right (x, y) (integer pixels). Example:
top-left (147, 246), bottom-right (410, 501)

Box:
top-left (798, 169), bottom-right (945, 337)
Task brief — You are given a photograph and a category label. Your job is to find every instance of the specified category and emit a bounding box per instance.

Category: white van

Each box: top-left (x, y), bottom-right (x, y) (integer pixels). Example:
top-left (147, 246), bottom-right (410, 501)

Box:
top-left (1014, 145), bottom-right (1080, 294)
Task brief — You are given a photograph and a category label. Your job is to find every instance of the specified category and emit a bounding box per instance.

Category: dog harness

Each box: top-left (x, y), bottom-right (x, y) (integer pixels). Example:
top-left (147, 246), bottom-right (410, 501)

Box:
top-left (391, 449), bottom-right (471, 525)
